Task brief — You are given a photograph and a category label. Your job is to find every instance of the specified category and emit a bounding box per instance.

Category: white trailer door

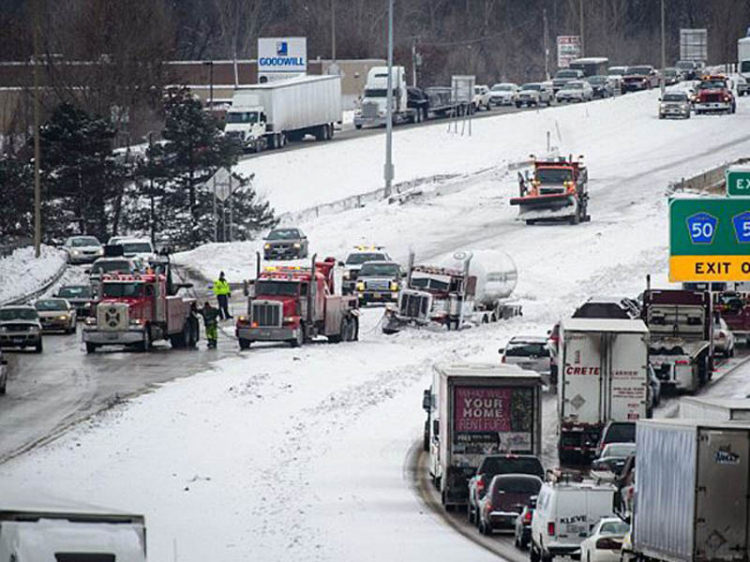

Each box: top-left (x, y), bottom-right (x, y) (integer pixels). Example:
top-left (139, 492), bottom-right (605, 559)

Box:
top-left (607, 332), bottom-right (648, 421)
top-left (562, 331), bottom-right (603, 425)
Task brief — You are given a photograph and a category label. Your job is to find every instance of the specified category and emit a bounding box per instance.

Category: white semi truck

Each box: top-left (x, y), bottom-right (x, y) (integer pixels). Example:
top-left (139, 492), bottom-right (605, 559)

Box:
top-left (557, 318), bottom-right (650, 463)
top-left (224, 74), bottom-right (342, 152)
top-left (738, 37), bottom-right (750, 97)
top-left (354, 66), bottom-right (419, 128)
top-left (424, 362), bottom-right (543, 508)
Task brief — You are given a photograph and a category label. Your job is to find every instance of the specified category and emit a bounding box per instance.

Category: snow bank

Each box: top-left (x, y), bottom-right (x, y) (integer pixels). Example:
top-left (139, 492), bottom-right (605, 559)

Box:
top-left (0, 245), bottom-right (67, 305)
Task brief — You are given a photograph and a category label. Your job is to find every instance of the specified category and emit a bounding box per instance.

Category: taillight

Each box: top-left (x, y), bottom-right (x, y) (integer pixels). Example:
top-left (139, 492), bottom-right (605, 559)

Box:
top-left (596, 538), bottom-right (621, 550)
top-left (485, 502), bottom-right (493, 513)
top-left (524, 511), bottom-right (533, 523)
top-left (675, 359), bottom-right (690, 365)
top-left (548, 522), bottom-right (555, 536)
top-left (476, 476), bottom-right (485, 493)
top-left (501, 356), bottom-right (506, 363)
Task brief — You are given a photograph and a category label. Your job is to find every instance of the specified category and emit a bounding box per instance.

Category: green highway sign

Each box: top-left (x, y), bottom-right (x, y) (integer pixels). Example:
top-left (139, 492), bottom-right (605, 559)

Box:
top-left (726, 165), bottom-right (750, 197)
top-left (670, 197), bottom-right (750, 282)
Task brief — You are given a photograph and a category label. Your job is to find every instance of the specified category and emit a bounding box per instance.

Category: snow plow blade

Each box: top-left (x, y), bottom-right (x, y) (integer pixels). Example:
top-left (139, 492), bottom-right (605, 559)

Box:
top-left (511, 194), bottom-right (583, 223)
top-left (509, 193), bottom-right (574, 208)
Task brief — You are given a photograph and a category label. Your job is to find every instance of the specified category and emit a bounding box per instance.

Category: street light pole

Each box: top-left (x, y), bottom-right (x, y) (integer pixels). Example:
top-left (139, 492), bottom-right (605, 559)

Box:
top-left (331, 0), bottom-right (336, 62)
top-left (579, 0), bottom-right (585, 57)
top-left (32, 0), bottom-right (42, 258)
top-left (384, 0), bottom-right (394, 199)
top-left (660, 0), bottom-right (666, 96)
top-left (203, 61), bottom-right (214, 109)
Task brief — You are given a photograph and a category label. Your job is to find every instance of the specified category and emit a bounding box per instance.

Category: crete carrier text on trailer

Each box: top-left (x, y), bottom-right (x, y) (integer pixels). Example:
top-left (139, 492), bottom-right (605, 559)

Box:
top-left (632, 419), bottom-right (750, 562)
top-left (557, 318), bottom-right (650, 463)
top-left (424, 362), bottom-right (542, 509)
top-left (224, 75), bottom-right (342, 152)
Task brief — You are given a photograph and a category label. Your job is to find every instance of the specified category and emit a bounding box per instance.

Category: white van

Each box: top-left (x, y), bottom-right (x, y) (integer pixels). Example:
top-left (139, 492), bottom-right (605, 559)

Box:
top-left (530, 478), bottom-right (616, 562)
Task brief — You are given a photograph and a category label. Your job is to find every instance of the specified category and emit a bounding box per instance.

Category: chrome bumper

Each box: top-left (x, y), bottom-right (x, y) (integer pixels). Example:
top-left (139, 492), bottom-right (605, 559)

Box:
top-left (82, 328), bottom-right (145, 345)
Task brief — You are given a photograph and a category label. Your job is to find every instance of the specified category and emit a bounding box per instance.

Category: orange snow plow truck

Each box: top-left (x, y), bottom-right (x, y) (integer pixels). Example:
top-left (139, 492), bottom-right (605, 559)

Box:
top-left (510, 156), bottom-right (590, 225)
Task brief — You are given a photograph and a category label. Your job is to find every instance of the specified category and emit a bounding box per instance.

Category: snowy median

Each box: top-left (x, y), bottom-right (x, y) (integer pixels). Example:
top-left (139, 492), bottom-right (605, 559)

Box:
top-left (0, 245), bottom-right (67, 305)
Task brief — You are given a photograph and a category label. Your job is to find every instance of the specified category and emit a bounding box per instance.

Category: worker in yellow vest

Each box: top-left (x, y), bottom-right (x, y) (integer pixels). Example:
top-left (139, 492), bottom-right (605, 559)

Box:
top-left (213, 271), bottom-right (232, 320)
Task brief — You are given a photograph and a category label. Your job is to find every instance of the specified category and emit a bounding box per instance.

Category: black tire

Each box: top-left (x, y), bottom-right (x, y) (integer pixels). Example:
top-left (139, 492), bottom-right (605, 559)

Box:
top-left (423, 420), bottom-right (430, 452)
top-left (0, 379), bottom-right (5, 395)
top-left (239, 338), bottom-right (251, 350)
top-left (85, 342), bottom-right (97, 354)
top-left (290, 326), bottom-right (304, 348)
top-left (467, 504), bottom-right (474, 524)
top-left (480, 520), bottom-right (489, 535)
top-left (355, 124), bottom-right (362, 130)
top-left (526, 219), bottom-right (537, 226)
top-left (34, 340), bottom-right (43, 353)
top-left (530, 543), bottom-right (541, 562)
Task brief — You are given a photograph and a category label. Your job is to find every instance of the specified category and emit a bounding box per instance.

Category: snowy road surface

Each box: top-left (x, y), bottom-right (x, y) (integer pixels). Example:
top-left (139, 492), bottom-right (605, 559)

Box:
top-left (2, 90), bottom-right (750, 561)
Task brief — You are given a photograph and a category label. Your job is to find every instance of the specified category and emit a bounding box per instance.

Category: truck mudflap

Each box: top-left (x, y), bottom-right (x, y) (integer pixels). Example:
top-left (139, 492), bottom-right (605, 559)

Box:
top-left (443, 465), bottom-right (476, 506)
top-left (558, 424), bottom-right (603, 463)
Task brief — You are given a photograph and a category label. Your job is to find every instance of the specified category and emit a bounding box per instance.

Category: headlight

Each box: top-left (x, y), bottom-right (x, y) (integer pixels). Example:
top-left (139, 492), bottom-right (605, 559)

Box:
top-left (390, 281), bottom-right (399, 291)
top-left (72, 250), bottom-right (80, 256)
top-left (130, 319), bottom-right (145, 326)
top-left (0, 326), bottom-right (7, 333)
top-left (283, 316), bottom-right (296, 323)
top-left (293, 243), bottom-right (301, 248)
top-left (58, 315), bottom-right (69, 320)
top-left (356, 282), bottom-right (365, 292)
top-left (29, 326), bottom-right (39, 333)
top-left (264, 243), bottom-right (271, 250)
top-left (85, 317), bottom-right (97, 326)
top-left (97, 248), bottom-right (104, 255)
top-left (343, 271), bottom-right (350, 280)
top-left (660, 103), bottom-right (666, 109)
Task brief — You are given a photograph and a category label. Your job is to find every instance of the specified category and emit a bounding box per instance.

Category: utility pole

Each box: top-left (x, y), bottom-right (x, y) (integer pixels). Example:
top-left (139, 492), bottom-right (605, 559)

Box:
top-left (331, 0), bottom-right (336, 62)
top-left (384, 0), bottom-right (394, 199)
top-left (660, 0), bottom-right (666, 95)
top-left (411, 37), bottom-right (417, 87)
top-left (32, 0), bottom-right (42, 258)
top-left (579, 0), bottom-right (585, 57)
top-left (543, 8), bottom-right (550, 81)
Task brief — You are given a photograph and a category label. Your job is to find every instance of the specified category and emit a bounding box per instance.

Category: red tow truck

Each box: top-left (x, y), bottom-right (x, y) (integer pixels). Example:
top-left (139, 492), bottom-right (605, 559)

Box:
top-left (692, 74), bottom-right (736, 115)
top-left (82, 272), bottom-right (198, 353)
top-left (510, 157), bottom-right (590, 225)
top-left (235, 255), bottom-right (359, 349)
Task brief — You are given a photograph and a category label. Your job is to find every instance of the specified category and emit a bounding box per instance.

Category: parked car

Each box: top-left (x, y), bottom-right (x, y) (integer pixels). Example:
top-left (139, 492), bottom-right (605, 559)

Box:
top-left (55, 284), bottom-right (94, 318)
top-left (552, 69), bottom-right (585, 92)
top-left (473, 85), bottom-right (492, 111)
top-left (579, 517), bottom-right (630, 562)
top-left (0, 305), bottom-right (43, 352)
top-left (0, 349), bottom-right (8, 394)
top-left (354, 261), bottom-right (402, 305)
top-left (586, 75), bottom-right (615, 98)
top-left (467, 454), bottom-right (544, 525)
top-left (489, 83), bottom-right (519, 106)
top-left (590, 442), bottom-right (636, 475)
top-left (658, 91), bottom-right (691, 119)
top-left (34, 298), bottom-right (77, 334)
top-left (572, 296), bottom-right (639, 319)
top-left (555, 80), bottom-right (594, 103)
top-left (499, 336), bottom-right (551, 375)
top-left (713, 316), bottom-right (736, 357)
top-left (514, 498), bottom-right (536, 549)
top-left (516, 83), bottom-right (554, 107)
top-left (478, 474), bottom-right (543, 535)
top-left (62, 235), bottom-right (103, 264)
top-left (263, 227), bottom-right (309, 260)
top-left (596, 421), bottom-right (635, 457)
top-left (622, 65), bottom-right (659, 92)
top-left (663, 67), bottom-right (681, 85)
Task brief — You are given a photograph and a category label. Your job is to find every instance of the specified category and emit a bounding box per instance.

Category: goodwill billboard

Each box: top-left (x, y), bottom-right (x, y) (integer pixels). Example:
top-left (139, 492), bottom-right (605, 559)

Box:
top-left (258, 37), bottom-right (307, 74)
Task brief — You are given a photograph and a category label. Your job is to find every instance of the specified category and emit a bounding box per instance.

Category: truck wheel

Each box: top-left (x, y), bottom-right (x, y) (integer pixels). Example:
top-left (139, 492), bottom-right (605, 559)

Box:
top-left (355, 124), bottom-right (362, 130)
top-left (35, 340), bottom-right (43, 353)
top-left (530, 543), bottom-right (541, 562)
top-left (239, 338), bottom-right (252, 350)
top-left (85, 342), bottom-right (97, 354)
top-left (526, 219), bottom-right (537, 225)
top-left (290, 327), bottom-right (304, 348)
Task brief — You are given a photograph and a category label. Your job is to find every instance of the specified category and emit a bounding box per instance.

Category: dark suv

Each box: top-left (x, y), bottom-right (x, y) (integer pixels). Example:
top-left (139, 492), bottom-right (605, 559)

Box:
top-left (263, 227), bottom-right (309, 260)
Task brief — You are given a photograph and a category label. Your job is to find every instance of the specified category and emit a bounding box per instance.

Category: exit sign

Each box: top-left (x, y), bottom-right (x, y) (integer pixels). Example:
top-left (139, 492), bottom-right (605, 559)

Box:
top-left (726, 165), bottom-right (750, 197)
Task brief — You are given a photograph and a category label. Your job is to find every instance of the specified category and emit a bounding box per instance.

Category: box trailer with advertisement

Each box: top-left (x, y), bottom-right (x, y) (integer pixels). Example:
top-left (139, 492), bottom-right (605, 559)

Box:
top-left (680, 397), bottom-right (750, 421)
top-left (423, 362), bottom-right (542, 509)
top-left (632, 419), bottom-right (750, 562)
top-left (557, 318), bottom-right (650, 463)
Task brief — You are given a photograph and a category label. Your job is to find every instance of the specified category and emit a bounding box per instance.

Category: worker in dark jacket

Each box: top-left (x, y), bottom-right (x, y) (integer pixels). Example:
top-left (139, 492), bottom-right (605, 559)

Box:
top-left (213, 271), bottom-right (232, 320)
top-left (199, 302), bottom-right (220, 348)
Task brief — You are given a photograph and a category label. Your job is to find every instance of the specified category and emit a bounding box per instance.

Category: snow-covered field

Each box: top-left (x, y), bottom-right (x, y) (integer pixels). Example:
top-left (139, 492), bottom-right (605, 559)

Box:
top-left (0, 245), bottom-right (67, 305)
top-left (3, 91), bottom-right (750, 561)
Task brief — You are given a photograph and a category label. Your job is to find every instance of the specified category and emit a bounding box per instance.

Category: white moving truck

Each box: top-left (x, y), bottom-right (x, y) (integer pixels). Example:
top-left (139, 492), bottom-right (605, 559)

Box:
top-left (738, 37), bottom-right (750, 97)
top-left (224, 74), bottom-right (342, 152)
top-left (424, 362), bottom-right (543, 509)
top-left (558, 318), bottom-right (650, 462)
top-left (680, 397), bottom-right (750, 421)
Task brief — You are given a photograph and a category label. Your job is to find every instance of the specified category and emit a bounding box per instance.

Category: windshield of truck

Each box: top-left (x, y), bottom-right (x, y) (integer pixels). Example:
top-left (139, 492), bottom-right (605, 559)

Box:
top-left (69, 236), bottom-right (100, 247)
top-left (35, 299), bottom-right (67, 311)
top-left (556, 70), bottom-right (580, 79)
top-left (602, 443), bottom-right (636, 458)
top-left (480, 457), bottom-right (544, 479)
top-left (664, 68), bottom-right (678, 76)
top-left (58, 286), bottom-right (92, 299)
top-left (226, 111), bottom-right (260, 124)
top-left (491, 84), bottom-right (513, 91)
top-left (536, 167), bottom-right (573, 183)
top-left (493, 476), bottom-right (542, 496)
top-left (698, 80), bottom-right (727, 90)
top-left (742, 61), bottom-right (750, 73)
top-left (0, 308), bottom-right (38, 321)
top-left (663, 93), bottom-right (688, 102)
top-left (256, 280), bottom-right (299, 297)
top-left (600, 520), bottom-right (630, 535)
top-left (627, 66), bottom-right (651, 75)
top-left (676, 61), bottom-right (695, 70)
top-left (92, 260), bottom-right (132, 275)
top-left (605, 423), bottom-right (636, 443)
top-left (410, 274), bottom-right (449, 292)
top-left (346, 252), bottom-right (386, 265)
top-left (103, 282), bottom-right (144, 298)
top-left (267, 229), bottom-right (301, 241)
top-left (505, 341), bottom-right (549, 357)
top-left (521, 84), bottom-right (541, 91)
top-left (364, 88), bottom-right (398, 98)
top-left (359, 263), bottom-right (400, 277)
top-left (121, 242), bottom-right (152, 254)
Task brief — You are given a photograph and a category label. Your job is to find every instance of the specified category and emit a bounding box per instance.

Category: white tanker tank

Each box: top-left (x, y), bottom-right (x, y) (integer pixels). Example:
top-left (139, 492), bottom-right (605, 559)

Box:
top-left (435, 249), bottom-right (519, 305)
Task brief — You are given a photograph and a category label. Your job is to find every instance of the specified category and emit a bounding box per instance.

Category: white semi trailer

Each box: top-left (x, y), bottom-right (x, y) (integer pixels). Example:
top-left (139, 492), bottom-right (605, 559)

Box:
top-left (224, 74), bottom-right (342, 152)
top-left (738, 37), bottom-right (750, 97)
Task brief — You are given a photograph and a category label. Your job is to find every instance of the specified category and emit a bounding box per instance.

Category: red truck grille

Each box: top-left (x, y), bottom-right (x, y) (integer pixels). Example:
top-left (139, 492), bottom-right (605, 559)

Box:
top-left (702, 93), bottom-right (722, 103)
top-left (251, 301), bottom-right (282, 327)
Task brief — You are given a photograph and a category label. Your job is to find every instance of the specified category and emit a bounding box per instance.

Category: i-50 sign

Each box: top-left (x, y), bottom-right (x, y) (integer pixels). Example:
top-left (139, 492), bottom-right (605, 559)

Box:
top-left (670, 198), bottom-right (750, 282)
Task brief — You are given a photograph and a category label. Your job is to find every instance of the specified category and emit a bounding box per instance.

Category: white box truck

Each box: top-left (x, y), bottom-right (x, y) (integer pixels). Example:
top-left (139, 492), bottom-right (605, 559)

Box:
top-left (739, 37), bottom-right (750, 97)
top-left (354, 66), bottom-right (419, 128)
top-left (424, 362), bottom-right (542, 508)
top-left (224, 74), bottom-right (342, 152)
top-left (633, 419), bottom-right (750, 562)
top-left (558, 318), bottom-right (650, 463)
top-left (0, 502), bottom-right (146, 561)
top-left (680, 397), bottom-right (750, 421)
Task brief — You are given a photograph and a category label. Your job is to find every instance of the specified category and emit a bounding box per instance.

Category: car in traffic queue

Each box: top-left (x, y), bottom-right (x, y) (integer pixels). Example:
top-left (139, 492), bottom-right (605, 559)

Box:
top-left (62, 235), bottom-right (104, 264)
top-left (516, 83), bottom-right (554, 107)
top-left (586, 75), bottom-right (615, 98)
top-left (555, 80), bottom-right (594, 103)
top-left (622, 65), bottom-right (659, 92)
top-left (354, 261), bottom-right (402, 305)
top-left (88, 257), bottom-right (143, 298)
top-left (713, 316), bottom-right (736, 357)
top-left (34, 298), bottom-right (77, 334)
top-left (341, 247), bottom-right (392, 295)
top-left (578, 517), bottom-right (630, 562)
top-left (514, 498), bottom-right (536, 549)
top-left (0, 305), bottom-right (43, 353)
top-left (658, 91), bottom-right (691, 119)
top-left (117, 238), bottom-right (157, 262)
top-left (478, 474), bottom-right (543, 535)
top-left (552, 69), bottom-right (585, 93)
top-left (0, 349), bottom-right (7, 394)
top-left (590, 442), bottom-right (636, 475)
top-left (596, 421), bottom-right (635, 458)
top-left (263, 227), bottom-right (309, 260)
top-left (467, 454), bottom-right (544, 526)
top-left (663, 67), bottom-right (681, 85)
top-left (675, 59), bottom-right (700, 80)
top-left (499, 336), bottom-right (551, 376)
top-left (55, 284), bottom-right (94, 318)
top-left (607, 66), bottom-right (628, 78)
top-left (473, 85), bottom-right (492, 111)
top-left (489, 83), bottom-right (519, 106)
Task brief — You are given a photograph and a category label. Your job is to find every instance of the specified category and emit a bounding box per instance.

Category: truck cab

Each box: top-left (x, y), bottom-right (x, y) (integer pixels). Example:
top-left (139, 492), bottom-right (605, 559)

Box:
top-left (692, 75), bottom-right (736, 114)
top-left (354, 66), bottom-right (415, 128)
top-left (224, 103), bottom-right (267, 151)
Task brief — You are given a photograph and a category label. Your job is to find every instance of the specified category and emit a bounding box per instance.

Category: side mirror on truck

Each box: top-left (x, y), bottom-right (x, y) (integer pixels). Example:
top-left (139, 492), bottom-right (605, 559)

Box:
top-left (422, 389), bottom-right (431, 411)
top-left (432, 419), bottom-right (439, 437)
